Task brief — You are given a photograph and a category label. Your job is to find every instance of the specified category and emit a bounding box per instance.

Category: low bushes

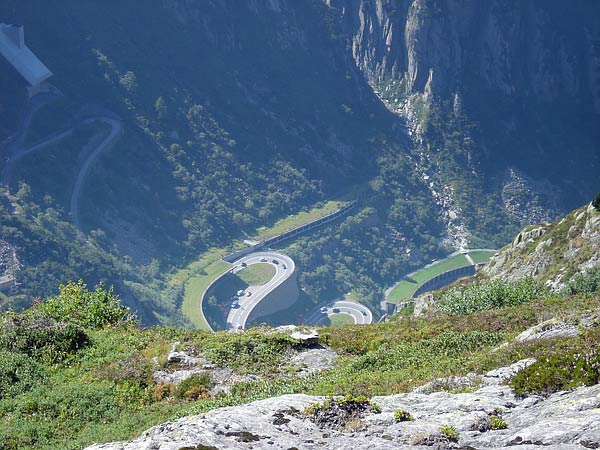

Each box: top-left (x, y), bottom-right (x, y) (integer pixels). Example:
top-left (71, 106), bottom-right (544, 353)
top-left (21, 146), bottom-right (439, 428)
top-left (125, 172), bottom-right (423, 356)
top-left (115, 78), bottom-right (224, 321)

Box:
top-left (437, 278), bottom-right (547, 315)
top-left (394, 409), bottom-right (414, 422)
top-left (174, 373), bottom-right (214, 400)
top-left (38, 280), bottom-right (134, 329)
top-left (440, 424), bottom-right (459, 441)
top-left (564, 265), bottom-right (600, 295)
top-left (0, 350), bottom-right (44, 398)
top-left (0, 312), bottom-right (89, 364)
top-left (490, 415), bottom-right (508, 430)
top-left (199, 329), bottom-right (299, 375)
top-left (510, 328), bottom-right (600, 396)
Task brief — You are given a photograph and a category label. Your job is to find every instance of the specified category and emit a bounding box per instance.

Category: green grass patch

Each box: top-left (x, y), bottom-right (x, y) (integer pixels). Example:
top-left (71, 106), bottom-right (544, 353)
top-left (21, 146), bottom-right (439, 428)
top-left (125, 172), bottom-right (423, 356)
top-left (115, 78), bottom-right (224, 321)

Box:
top-left (387, 254), bottom-right (470, 301)
top-left (467, 250), bottom-right (496, 264)
top-left (249, 200), bottom-right (347, 241)
top-left (180, 259), bottom-right (231, 331)
top-left (328, 313), bottom-right (354, 326)
top-left (237, 263), bottom-right (275, 286)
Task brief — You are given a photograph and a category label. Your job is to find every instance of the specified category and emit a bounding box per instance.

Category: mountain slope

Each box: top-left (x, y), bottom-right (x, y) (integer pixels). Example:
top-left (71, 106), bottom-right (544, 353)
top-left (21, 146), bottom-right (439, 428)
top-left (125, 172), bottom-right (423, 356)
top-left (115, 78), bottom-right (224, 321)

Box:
top-left (1, 204), bottom-right (598, 449)
top-left (483, 202), bottom-right (600, 290)
top-left (326, 0), bottom-right (600, 245)
top-left (0, 0), bottom-right (598, 321)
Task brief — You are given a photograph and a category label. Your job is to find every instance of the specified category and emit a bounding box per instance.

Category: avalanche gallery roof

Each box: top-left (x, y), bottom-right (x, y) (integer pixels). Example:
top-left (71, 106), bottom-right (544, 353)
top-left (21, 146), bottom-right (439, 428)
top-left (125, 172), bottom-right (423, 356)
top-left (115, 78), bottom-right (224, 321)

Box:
top-left (0, 23), bottom-right (52, 86)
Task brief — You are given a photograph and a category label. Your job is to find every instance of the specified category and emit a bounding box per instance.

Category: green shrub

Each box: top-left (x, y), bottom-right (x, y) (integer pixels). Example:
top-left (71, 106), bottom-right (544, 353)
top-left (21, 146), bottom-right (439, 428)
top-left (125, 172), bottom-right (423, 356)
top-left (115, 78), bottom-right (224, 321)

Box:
top-left (440, 424), bottom-right (459, 441)
top-left (16, 381), bottom-right (122, 424)
top-left (394, 409), bottom-right (414, 422)
top-left (510, 329), bottom-right (600, 396)
top-left (0, 350), bottom-right (44, 398)
top-left (96, 353), bottom-right (153, 388)
top-left (38, 280), bottom-right (134, 329)
top-left (0, 312), bottom-right (89, 363)
top-left (592, 192), bottom-right (600, 211)
top-left (174, 373), bottom-right (214, 400)
top-left (199, 330), bottom-right (298, 375)
top-left (438, 278), bottom-right (547, 315)
top-left (490, 415), bottom-right (508, 430)
top-left (564, 266), bottom-right (600, 295)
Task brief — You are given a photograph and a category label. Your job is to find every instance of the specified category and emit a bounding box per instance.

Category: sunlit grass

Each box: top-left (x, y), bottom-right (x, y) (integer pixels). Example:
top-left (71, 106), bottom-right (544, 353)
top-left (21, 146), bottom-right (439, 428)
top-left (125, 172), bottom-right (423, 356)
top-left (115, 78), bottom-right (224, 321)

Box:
top-left (179, 257), bottom-right (231, 330)
top-left (249, 200), bottom-right (347, 241)
top-left (328, 313), bottom-right (354, 326)
top-left (237, 263), bottom-right (276, 286)
top-left (387, 254), bottom-right (470, 301)
top-left (468, 250), bottom-right (496, 264)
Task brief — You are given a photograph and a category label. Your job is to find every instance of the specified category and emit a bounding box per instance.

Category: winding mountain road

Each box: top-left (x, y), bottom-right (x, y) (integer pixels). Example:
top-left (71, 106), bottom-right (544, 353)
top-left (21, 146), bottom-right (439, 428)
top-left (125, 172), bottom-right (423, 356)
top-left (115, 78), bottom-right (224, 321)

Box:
top-left (226, 251), bottom-right (295, 331)
top-left (1, 106), bottom-right (123, 229)
top-left (304, 299), bottom-right (373, 326)
top-left (70, 117), bottom-right (123, 229)
top-left (212, 250), bottom-right (374, 331)
top-left (1, 128), bottom-right (74, 188)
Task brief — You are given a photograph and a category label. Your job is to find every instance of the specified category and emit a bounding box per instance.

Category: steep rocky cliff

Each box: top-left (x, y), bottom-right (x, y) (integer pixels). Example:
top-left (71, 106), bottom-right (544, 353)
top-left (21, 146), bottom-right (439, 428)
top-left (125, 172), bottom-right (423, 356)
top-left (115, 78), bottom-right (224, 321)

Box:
top-left (483, 202), bottom-right (600, 291)
top-left (325, 0), bottom-right (600, 245)
top-left (329, 0), bottom-right (600, 105)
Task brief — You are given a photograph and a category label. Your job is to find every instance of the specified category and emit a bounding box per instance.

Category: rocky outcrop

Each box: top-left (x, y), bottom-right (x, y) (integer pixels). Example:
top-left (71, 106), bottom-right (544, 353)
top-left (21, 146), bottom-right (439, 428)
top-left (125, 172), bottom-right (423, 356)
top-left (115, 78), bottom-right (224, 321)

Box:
top-left (324, 0), bottom-right (600, 245)
top-left (326, 0), bottom-right (600, 106)
top-left (514, 318), bottom-right (580, 343)
top-left (483, 204), bottom-right (600, 290)
top-left (86, 359), bottom-right (600, 450)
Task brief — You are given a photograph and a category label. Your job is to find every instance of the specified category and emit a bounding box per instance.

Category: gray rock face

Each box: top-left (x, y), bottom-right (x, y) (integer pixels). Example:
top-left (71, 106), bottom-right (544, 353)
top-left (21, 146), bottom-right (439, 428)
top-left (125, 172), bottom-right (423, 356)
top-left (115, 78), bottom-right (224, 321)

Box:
top-left (483, 204), bottom-right (600, 290)
top-left (290, 346), bottom-right (339, 377)
top-left (515, 319), bottom-right (580, 343)
top-left (323, 0), bottom-right (600, 245)
top-left (327, 0), bottom-right (599, 105)
top-left (414, 359), bottom-right (537, 394)
top-left (85, 361), bottom-right (600, 450)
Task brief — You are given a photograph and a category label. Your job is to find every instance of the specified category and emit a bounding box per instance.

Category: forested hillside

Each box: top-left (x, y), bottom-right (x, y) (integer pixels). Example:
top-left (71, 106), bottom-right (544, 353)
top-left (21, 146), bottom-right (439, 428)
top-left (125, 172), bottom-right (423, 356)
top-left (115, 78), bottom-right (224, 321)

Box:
top-left (0, 204), bottom-right (598, 449)
top-left (0, 0), bottom-right (598, 322)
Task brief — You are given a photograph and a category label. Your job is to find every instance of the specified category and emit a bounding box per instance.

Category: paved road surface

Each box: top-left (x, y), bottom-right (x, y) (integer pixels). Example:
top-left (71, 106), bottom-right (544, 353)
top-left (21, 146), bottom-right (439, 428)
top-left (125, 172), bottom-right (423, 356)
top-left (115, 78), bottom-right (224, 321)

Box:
top-left (70, 117), bottom-right (123, 229)
top-left (1, 128), bottom-right (73, 189)
top-left (226, 251), bottom-right (295, 331)
top-left (1, 103), bottom-right (123, 231)
top-left (305, 299), bottom-right (373, 326)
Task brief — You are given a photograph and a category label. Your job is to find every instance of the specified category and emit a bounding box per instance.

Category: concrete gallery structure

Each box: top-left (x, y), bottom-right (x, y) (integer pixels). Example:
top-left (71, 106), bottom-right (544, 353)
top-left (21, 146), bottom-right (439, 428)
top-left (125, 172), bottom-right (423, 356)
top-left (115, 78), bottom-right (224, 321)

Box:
top-left (0, 23), bottom-right (52, 94)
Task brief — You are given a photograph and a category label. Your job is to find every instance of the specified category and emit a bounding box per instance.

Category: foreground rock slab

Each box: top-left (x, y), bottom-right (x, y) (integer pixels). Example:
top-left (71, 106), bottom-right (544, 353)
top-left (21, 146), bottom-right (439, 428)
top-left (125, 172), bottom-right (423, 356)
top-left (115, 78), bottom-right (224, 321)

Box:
top-left (86, 382), bottom-right (600, 450)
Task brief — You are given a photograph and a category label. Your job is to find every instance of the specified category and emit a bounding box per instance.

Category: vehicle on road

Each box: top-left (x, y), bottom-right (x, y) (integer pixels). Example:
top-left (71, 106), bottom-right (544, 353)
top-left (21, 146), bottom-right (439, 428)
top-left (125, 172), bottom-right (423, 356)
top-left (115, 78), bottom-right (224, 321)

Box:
top-left (237, 325), bottom-right (243, 330)
top-left (362, 311), bottom-right (367, 316)
top-left (282, 264), bottom-right (287, 269)
top-left (320, 307), bottom-right (327, 313)
top-left (247, 291), bottom-right (252, 296)
top-left (332, 308), bottom-right (340, 313)
top-left (241, 262), bottom-right (247, 267)
top-left (232, 301), bottom-right (240, 309)
top-left (272, 259), bottom-right (279, 264)
top-left (260, 257), bottom-right (267, 262)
